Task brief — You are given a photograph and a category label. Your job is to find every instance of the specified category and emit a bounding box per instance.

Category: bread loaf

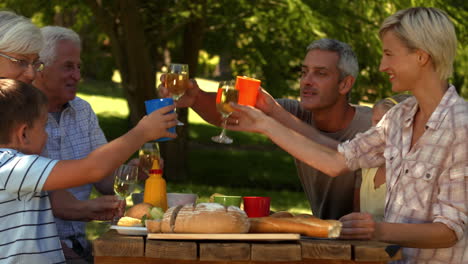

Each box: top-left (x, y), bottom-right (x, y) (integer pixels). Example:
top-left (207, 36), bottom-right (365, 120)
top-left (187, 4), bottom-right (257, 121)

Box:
top-left (249, 216), bottom-right (342, 238)
top-left (161, 203), bottom-right (250, 233)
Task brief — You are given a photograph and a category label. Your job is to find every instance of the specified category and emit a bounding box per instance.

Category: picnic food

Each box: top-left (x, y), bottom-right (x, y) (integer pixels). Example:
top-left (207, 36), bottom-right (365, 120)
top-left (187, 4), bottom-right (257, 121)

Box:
top-left (125, 202), bottom-right (153, 219)
top-left (270, 211), bottom-right (295, 218)
top-left (124, 203), bottom-right (164, 228)
top-left (117, 216), bottom-right (143, 227)
top-left (161, 203), bottom-right (250, 233)
top-left (145, 219), bottom-right (161, 233)
top-left (249, 214), bottom-right (342, 238)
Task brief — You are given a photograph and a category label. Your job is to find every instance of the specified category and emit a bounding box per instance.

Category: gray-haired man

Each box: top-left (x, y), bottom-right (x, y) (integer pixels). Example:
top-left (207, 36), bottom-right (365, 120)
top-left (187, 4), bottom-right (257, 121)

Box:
top-left (33, 26), bottom-right (123, 263)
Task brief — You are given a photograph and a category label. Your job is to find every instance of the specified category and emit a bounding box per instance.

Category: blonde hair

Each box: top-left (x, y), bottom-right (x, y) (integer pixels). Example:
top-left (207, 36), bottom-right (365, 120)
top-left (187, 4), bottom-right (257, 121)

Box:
top-left (379, 7), bottom-right (457, 80)
top-left (39, 26), bottom-right (81, 66)
top-left (0, 11), bottom-right (43, 54)
top-left (374, 94), bottom-right (412, 111)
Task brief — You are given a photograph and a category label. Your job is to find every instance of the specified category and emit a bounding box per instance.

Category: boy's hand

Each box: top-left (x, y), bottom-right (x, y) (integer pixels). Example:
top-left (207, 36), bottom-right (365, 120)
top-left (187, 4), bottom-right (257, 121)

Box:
top-left (158, 74), bottom-right (200, 108)
top-left (138, 104), bottom-right (178, 142)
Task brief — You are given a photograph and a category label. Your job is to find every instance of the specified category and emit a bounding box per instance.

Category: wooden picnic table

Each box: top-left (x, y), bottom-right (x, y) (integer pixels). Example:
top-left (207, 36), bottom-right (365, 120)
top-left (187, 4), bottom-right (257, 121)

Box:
top-left (93, 230), bottom-right (402, 263)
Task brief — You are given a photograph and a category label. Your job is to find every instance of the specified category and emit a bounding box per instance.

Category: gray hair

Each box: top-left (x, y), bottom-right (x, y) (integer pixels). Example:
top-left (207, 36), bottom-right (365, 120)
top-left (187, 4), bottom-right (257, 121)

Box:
top-left (306, 38), bottom-right (359, 80)
top-left (0, 11), bottom-right (43, 54)
top-left (39, 26), bottom-right (81, 66)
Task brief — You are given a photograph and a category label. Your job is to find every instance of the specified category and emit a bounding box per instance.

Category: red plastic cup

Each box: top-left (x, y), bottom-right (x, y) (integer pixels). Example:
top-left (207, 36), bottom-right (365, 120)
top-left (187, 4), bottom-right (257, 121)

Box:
top-left (243, 196), bottom-right (270, 217)
top-left (235, 76), bottom-right (261, 106)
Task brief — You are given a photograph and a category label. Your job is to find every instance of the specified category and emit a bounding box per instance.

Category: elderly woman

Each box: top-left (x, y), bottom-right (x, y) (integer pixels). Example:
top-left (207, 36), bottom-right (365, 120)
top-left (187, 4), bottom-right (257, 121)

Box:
top-left (228, 7), bottom-right (466, 264)
top-left (0, 10), bottom-right (44, 83)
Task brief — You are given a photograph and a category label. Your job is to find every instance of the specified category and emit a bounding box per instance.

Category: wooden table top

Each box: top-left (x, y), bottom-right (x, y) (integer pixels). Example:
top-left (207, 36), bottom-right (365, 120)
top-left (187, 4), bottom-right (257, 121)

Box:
top-left (93, 230), bottom-right (402, 264)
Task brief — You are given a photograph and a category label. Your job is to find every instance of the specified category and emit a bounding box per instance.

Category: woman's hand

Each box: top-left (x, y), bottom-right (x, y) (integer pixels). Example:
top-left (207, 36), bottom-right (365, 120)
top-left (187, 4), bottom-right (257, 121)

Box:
top-left (225, 103), bottom-right (271, 134)
top-left (339, 212), bottom-right (377, 240)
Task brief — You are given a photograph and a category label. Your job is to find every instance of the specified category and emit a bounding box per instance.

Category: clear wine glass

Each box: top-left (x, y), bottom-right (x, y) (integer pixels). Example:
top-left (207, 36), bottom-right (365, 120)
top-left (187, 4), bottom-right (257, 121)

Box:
top-left (211, 80), bottom-right (238, 144)
top-left (113, 164), bottom-right (139, 200)
top-left (138, 142), bottom-right (160, 176)
top-left (165, 63), bottom-right (189, 125)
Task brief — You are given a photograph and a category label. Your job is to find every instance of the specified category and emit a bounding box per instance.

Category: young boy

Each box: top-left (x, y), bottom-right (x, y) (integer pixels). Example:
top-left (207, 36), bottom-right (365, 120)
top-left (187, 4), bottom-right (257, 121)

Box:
top-left (0, 79), bottom-right (177, 263)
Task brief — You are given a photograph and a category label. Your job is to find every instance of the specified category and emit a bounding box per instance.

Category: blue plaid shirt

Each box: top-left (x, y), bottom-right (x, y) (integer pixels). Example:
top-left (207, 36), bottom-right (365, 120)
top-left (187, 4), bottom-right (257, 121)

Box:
top-left (42, 97), bottom-right (107, 253)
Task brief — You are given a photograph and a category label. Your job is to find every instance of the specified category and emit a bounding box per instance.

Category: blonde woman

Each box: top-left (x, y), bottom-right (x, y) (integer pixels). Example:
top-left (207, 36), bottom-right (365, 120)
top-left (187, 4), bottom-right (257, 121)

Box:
top-left (228, 7), bottom-right (466, 263)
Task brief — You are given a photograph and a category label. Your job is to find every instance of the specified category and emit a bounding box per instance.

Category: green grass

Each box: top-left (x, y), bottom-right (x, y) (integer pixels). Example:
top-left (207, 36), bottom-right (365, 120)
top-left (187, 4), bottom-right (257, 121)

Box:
top-left (78, 78), bottom-right (308, 240)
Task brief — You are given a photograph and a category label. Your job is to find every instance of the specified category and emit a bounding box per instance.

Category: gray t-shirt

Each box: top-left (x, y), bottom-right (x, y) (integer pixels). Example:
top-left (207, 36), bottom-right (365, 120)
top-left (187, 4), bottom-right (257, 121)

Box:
top-left (277, 99), bottom-right (372, 220)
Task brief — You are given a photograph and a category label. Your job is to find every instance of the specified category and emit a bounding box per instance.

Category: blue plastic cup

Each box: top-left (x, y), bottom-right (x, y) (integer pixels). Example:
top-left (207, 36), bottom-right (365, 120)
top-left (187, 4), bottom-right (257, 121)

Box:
top-left (144, 98), bottom-right (176, 142)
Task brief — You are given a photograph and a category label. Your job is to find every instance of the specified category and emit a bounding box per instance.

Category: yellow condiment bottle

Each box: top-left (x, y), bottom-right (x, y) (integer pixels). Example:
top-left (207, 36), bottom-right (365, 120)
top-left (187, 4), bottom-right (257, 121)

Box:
top-left (143, 160), bottom-right (167, 211)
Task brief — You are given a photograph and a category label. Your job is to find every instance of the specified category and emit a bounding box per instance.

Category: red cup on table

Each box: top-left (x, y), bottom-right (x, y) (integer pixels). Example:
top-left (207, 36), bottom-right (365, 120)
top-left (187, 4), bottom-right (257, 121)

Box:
top-left (243, 196), bottom-right (270, 217)
top-left (235, 76), bottom-right (261, 106)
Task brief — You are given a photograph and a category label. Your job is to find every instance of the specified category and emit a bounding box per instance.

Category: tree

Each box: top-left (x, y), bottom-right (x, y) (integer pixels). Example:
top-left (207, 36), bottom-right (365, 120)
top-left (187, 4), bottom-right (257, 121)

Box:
top-left (3, 0), bottom-right (466, 181)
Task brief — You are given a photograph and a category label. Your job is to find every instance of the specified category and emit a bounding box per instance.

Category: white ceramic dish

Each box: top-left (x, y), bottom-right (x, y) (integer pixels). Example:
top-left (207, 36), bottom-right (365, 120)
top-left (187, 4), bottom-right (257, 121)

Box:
top-left (132, 192), bottom-right (198, 208)
top-left (110, 225), bottom-right (147, 236)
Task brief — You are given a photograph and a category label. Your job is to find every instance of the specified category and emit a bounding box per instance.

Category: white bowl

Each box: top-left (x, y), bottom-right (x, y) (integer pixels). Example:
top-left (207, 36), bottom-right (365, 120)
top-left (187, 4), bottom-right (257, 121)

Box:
top-left (167, 193), bottom-right (198, 208)
top-left (132, 192), bottom-right (197, 208)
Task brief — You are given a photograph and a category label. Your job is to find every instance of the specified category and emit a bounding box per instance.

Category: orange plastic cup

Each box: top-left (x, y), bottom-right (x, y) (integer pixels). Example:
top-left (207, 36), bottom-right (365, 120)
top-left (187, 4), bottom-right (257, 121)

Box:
top-left (235, 76), bottom-right (261, 106)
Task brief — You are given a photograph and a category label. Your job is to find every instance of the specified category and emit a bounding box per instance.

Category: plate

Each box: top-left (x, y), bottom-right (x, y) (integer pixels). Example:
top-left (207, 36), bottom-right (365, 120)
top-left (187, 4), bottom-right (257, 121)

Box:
top-left (110, 225), bottom-right (147, 236)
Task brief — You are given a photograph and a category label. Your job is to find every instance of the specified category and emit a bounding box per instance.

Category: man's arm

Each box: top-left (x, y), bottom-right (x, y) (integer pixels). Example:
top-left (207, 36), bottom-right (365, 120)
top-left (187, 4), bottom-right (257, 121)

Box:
top-left (159, 76), bottom-right (340, 149)
top-left (93, 174), bottom-right (114, 195)
top-left (49, 190), bottom-right (124, 221)
top-left (258, 90), bottom-right (339, 149)
top-left (159, 76), bottom-right (222, 125)
top-left (191, 88), bottom-right (221, 125)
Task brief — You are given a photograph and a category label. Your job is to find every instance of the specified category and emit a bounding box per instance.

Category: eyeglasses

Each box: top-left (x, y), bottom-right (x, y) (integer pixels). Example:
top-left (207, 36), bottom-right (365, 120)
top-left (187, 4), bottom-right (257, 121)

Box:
top-left (0, 52), bottom-right (44, 72)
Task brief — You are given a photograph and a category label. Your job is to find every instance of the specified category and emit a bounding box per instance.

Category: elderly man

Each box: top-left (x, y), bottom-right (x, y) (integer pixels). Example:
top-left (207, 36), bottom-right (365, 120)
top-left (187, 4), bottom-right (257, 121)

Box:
top-left (161, 39), bottom-right (372, 220)
top-left (33, 26), bottom-right (122, 263)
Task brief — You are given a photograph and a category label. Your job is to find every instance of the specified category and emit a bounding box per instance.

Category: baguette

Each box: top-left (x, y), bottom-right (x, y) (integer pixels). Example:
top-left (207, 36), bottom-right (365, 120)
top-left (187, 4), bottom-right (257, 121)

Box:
top-left (249, 216), bottom-right (341, 238)
top-left (270, 211), bottom-right (295, 218)
top-left (161, 203), bottom-right (250, 233)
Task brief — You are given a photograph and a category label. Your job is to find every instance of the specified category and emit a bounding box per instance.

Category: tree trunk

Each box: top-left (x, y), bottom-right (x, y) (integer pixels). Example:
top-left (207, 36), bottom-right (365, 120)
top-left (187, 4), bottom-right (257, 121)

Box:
top-left (86, 0), bottom-right (156, 126)
top-left (161, 11), bottom-right (206, 182)
top-left (87, 0), bottom-right (207, 182)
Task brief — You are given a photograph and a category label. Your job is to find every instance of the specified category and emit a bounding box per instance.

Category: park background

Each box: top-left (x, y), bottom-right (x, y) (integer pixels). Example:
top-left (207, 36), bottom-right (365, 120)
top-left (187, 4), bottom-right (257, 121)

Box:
top-left (1, 0), bottom-right (466, 238)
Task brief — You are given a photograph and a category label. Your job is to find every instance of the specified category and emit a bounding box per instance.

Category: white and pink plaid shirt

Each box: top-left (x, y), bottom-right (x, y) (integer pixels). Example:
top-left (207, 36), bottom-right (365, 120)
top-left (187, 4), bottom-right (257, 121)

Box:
top-left (338, 85), bottom-right (467, 263)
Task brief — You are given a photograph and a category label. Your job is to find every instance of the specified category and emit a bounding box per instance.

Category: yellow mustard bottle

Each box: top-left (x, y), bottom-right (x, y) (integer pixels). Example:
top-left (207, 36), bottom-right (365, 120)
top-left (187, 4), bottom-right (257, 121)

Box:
top-left (143, 160), bottom-right (167, 211)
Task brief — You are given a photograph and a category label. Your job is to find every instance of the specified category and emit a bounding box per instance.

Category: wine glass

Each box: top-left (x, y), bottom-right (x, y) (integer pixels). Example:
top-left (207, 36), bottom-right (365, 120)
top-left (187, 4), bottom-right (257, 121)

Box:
top-left (138, 142), bottom-right (160, 176)
top-left (211, 80), bottom-right (238, 144)
top-left (113, 164), bottom-right (139, 200)
top-left (165, 63), bottom-right (189, 125)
